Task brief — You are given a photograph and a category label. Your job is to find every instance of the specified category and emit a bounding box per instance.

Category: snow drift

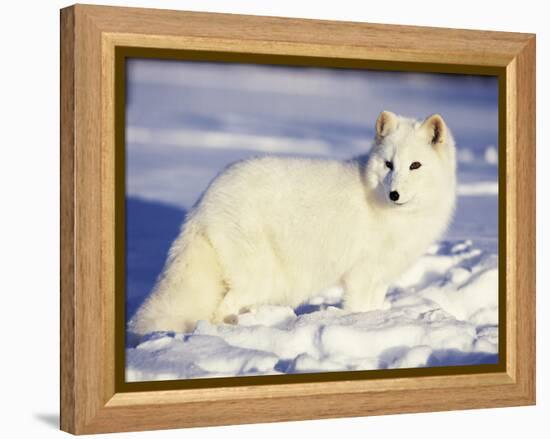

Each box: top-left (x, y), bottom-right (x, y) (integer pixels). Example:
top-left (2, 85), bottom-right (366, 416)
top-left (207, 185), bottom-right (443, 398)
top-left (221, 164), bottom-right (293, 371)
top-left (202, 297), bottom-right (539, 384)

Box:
top-left (126, 239), bottom-right (498, 381)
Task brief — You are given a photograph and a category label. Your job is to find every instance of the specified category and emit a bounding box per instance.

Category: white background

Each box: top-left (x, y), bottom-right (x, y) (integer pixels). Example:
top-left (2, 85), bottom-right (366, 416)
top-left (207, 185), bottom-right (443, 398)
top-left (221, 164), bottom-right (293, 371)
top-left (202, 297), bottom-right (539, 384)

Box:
top-left (0, 0), bottom-right (546, 437)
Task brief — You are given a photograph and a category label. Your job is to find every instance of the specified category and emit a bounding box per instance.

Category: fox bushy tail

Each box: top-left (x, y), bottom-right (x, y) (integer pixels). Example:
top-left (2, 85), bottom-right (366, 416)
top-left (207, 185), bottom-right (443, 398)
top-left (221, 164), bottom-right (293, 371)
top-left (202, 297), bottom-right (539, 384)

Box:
top-left (128, 219), bottom-right (225, 335)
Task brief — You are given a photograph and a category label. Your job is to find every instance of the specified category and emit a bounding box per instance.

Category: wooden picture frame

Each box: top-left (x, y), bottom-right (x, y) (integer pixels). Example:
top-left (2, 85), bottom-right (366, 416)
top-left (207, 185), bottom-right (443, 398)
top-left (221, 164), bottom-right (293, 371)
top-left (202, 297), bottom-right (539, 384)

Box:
top-left (60, 4), bottom-right (536, 434)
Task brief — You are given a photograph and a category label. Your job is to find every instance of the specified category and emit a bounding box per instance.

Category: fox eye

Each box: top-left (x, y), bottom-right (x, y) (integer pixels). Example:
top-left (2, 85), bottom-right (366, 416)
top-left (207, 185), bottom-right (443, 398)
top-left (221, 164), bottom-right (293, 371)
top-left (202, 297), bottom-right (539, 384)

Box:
top-left (385, 161), bottom-right (394, 170)
top-left (409, 161), bottom-right (422, 170)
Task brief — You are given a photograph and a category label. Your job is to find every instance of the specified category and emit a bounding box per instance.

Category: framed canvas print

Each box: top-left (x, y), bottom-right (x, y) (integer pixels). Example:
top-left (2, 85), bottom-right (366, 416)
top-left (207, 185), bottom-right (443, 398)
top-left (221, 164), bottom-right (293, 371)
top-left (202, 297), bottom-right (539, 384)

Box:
top-left (60, 4), bottom-right (536, 434)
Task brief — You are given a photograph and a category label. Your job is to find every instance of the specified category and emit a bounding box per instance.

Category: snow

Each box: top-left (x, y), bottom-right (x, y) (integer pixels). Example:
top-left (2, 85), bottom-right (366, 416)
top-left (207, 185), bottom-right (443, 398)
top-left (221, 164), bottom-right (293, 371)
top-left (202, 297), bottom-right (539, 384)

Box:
top-left (126, 239), bottom-right (498, 381)
top-left (127, 126), bottom-right (333, 155)
top-left (124, 58), bottom-right (500, 381)
top-left (125, 59), bottom-right (498, 209)
top-left (457, 182), bottom-right (498, 196)
top-left (485, 145), bottom-right (499, 165)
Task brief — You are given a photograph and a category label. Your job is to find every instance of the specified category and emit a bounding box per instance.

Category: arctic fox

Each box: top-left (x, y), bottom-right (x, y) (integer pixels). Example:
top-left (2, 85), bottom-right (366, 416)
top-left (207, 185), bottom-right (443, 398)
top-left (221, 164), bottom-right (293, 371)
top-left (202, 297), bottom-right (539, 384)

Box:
top-left (129, 111), bottom-right (456, 334)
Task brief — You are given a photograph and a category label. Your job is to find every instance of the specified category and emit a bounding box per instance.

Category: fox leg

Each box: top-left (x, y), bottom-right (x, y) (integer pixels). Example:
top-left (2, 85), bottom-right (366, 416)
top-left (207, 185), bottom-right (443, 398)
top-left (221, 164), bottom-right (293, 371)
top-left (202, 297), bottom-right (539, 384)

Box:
top-left (212, 288), bottom-right (254, 324)
top-left (342, 266), bottom-right (389, 312)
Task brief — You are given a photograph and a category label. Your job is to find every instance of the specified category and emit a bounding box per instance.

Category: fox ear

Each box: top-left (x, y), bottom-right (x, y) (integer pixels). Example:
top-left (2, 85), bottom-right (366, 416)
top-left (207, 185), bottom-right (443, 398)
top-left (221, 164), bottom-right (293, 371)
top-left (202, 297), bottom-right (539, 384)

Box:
top-left (375, 111), bottom-right (398, 140)
top-left (421, 114), bottom-right (447, 146)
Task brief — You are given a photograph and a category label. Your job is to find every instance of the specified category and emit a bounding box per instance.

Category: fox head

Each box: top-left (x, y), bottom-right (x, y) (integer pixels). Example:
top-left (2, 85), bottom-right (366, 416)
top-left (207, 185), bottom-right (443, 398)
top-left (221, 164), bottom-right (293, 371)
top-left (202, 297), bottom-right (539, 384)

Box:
top-left (365, 111), bottom-right (456, 211)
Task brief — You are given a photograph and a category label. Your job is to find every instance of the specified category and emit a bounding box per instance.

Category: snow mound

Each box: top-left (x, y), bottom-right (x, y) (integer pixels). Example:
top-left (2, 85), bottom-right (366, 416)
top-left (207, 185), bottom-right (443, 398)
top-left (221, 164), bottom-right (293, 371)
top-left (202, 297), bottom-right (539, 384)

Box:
top-left (457, 182), bottom-right (498, 196)
top-left (126, 239), bottom-right (498, 381)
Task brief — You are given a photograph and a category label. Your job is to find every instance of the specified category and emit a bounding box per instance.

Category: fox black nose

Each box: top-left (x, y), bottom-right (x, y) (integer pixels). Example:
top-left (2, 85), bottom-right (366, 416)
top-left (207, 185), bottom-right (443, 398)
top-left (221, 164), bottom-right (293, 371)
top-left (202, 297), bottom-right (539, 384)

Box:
top-left (389, 191), bottom-right (400, 201)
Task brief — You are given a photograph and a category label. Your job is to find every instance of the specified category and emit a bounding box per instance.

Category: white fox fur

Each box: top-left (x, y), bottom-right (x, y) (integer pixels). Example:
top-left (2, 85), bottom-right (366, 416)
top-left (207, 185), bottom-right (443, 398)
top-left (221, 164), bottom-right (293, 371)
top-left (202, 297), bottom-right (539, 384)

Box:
top-left (129, 111), bottom-right (456, 334)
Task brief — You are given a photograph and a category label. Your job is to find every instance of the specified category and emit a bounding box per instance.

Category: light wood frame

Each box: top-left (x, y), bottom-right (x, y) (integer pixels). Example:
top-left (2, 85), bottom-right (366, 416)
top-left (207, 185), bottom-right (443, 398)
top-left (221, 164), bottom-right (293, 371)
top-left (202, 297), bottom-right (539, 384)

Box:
top-left (60, 4), bottom-right (536, 434)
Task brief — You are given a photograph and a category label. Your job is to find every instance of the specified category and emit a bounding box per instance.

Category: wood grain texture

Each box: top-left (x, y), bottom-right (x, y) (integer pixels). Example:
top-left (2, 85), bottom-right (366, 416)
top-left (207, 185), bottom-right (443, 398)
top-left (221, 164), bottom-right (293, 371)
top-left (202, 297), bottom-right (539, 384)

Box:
top-left (81, 4), bottom-right (530, 66)
top-left (513, 37), bottom-right (536, 399)
top-left (60, 4), bottom-right (536, 434)
top-left (75, 8), bottom-right (104, 429)
top-left (60, 6), bottom-right (75, 434)
top-left (505, 58), bottom-right (518, 382)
